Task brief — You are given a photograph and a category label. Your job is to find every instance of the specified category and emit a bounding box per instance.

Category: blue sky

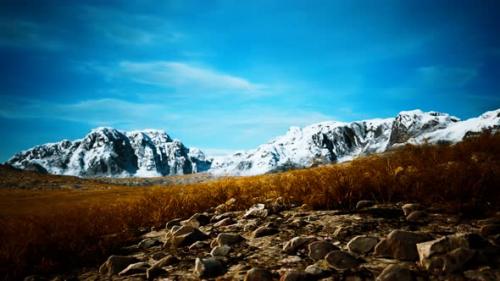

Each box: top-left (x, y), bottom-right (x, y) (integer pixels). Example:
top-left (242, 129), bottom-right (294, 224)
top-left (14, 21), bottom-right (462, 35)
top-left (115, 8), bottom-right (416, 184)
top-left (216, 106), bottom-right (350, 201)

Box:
top-left (1, 0), bottom-right (499, 161)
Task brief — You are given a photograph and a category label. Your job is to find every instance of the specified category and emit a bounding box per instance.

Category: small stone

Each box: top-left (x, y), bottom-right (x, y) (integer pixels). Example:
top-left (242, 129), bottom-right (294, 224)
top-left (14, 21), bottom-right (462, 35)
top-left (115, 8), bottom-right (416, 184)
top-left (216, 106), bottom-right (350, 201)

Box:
top-left (214, 217), bottom-right (235, 227)
top-left (168, 225), bottom-right (209, 247)
top-left (151, 252), bottom-right (166, 260)
top-left (253, 226), bottom-right (279, 238)
top-left (406, 210), bottom-right (427, 223)
top-left (283, 236), bottom-right (317, 254)
top-left (374, 230), bottom-right (432, 261)
top-left (118, 261), bottom-right (149, 276)
top-left (402, 203), bottom-right (422, 216)
top-left (304, 263), bottom-right (330, 279)
top-left (99, 255), bottom-right (139, 276)
top-left (216, 232), bottom-right (244, 246)
top-left (244, 203), bottom-right (269, 218)
top-left (244, 268), bottom-right (274, 281)
top-left (356, 200), bottom-right (374, 210)
top-left (325, 250), bottom-right (362, 270)
top-left (146, 255), bottom-right (179, 278)
top-left (138, 238), bottom-right (161, 249)
top-left (181, 213), bottom-right (211, 228)
top-left (280, 270), bottom-right (311, 281)
top-left (165, 218), bottom-right (182, 230)
top-left (347, 235), bottom-right (378, 255)
top-left (211, 245), bottom-right (231, 257)
top-left (308, 241), bottom-right (339, 260)
top-left (189, 240), bottom-right (210, 250)
top-left (194, 257), bottom-right (226, 278)
top-left (376, 264), bottom-right (413, 281)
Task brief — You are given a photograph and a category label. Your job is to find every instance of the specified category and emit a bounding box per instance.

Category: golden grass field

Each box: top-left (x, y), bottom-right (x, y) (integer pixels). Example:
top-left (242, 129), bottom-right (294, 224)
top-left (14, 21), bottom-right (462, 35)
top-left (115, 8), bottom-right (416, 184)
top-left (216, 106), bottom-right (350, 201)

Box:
top-left (1, 133), bottom-right (499, 280)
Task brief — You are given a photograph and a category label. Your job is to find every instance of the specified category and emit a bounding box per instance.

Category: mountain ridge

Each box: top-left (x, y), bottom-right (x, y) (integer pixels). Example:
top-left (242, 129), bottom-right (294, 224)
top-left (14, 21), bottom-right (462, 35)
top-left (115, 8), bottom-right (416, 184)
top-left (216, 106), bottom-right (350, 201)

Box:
top-left (5, 109), bottom-right (500, 177)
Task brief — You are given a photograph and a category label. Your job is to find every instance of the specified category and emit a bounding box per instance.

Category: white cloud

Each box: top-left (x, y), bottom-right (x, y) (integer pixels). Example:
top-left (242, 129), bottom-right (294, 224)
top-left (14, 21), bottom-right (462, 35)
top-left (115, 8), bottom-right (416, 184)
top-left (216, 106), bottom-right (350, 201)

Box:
top-left (118, 61), bottom-right (263, 92)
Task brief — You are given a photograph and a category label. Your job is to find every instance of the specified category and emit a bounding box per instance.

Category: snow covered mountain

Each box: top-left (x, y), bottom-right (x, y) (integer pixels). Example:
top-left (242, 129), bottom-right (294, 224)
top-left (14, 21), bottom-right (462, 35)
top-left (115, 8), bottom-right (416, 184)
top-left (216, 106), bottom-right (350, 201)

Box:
top-left (6, 109), bottom-right (499, 178)
top-left (210, 109), bottom-right (500, 176)
top-left (6, 128), bottom-right (211, 177)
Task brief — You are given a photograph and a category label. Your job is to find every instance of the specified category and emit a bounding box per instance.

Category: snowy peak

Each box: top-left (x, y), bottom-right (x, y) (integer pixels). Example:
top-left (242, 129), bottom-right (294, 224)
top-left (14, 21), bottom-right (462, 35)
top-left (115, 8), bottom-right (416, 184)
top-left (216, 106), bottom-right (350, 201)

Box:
top-left (7, 128), bottom-right (211, 177)
top-left (210, 109), bottom-right (499, 176)
top-left (388, 110), bottom-right (460, 146)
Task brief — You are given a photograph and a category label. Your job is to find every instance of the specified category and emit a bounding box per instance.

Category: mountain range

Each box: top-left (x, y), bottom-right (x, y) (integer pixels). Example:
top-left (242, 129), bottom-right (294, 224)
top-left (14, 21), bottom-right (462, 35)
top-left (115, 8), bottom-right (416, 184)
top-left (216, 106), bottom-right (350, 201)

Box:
top-left (6, 109), bottom-right (499, 177)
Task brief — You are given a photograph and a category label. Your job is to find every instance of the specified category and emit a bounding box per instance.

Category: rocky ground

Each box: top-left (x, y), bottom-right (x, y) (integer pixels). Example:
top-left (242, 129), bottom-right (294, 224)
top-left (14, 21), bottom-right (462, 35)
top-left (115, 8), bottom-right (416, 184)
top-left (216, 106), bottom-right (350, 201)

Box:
top-left (29, 199), bottom-right (500, 281)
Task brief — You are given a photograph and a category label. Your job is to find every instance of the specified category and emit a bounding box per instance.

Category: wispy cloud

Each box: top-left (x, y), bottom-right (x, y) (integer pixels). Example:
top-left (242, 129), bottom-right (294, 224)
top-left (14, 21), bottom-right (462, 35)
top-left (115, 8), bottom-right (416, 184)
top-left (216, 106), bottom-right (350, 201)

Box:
top-left (0, 97), bottom-right (177, 128)
top-left (416, 65), bottom-right (478, 88)
top-left (0, 19), bottom-right (66, 51)
top-left (117, 61), bottom-right (263, 93)
top-left (79, 5), bottom-right (183, 46)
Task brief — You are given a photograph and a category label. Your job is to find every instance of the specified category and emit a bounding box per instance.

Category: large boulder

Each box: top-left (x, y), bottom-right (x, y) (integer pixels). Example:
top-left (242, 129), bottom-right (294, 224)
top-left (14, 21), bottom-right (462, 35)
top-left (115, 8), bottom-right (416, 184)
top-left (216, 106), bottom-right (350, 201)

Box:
top-left (347, 235), bottom-right (379, 255)
top-left (374, 230), bottom-right (433, 261)
top-left (416, 233), bottom-right (492, 273)
top-left (307, 241), bottom-right (339, 260)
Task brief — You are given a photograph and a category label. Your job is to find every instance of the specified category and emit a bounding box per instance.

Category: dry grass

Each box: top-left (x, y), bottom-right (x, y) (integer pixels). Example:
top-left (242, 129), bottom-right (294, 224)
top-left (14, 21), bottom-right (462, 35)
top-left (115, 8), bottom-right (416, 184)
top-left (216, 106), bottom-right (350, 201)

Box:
top-left (0, 133), bottom-right (499, 280)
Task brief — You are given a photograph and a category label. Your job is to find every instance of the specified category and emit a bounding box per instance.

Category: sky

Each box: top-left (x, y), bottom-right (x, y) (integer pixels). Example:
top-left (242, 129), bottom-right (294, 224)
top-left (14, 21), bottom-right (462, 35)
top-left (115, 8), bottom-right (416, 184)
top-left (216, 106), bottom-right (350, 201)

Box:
top-left (1, 0), bottom-right (499, 161)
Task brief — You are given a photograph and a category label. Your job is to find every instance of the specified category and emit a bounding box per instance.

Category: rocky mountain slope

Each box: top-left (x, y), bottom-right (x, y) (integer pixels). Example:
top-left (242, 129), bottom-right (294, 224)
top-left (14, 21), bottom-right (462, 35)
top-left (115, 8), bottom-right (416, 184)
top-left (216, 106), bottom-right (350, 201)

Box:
top-left (6, 109), bottom-right (499, 178)
top-left (49, 198), bottom-right (500, 281)
top-left (6, 128), bottom-right (211, 177)
top-left (210, 109), bottom-right (500, 176)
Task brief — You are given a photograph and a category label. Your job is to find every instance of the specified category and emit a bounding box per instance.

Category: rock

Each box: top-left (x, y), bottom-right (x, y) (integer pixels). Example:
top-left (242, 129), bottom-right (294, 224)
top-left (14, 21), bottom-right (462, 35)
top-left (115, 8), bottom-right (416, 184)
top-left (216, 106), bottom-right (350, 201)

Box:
top-left (253, 225), bottom-right (279, 238)
top-left (189, 240), bottom-right (210, 250)
top-left (304, 263), bottom-right (331, 279)
top-left (347, 235), bottom-right (378, 255)
top-left (194, 257), bottom-right (226, 278)
top-left (402, 203), bottom-right (422, 216)
top-left (118, 261), bottom-right (149, 276)
top-left (356, 200), bottom-right (374, 210)
top-left (325, 250), bottom-right (362, 270)
top-left (280, 270), bottom-right (311, 281)
top-left (181, 213), bottom-right (211, 227)
top-left (374, 230), bottom-right (432, 261)
top-left (165, 218), bottom-right (182, 230)
top-left (244, 203), bottom-right (269, 218)
top-left (215, 198), bottom-right (236, 214)
top-left (138, 238), bottom-right (161, 249)
top-left (211, 245), bottom-right (231, 257)
top-left (416, 233), bottom-right (490, 273)
top-left (214, 217), bottom-right (235, 227)
top-left (443, 247), bottom-right (476, 273)
top-left (147, 255), bottom-right (179, 278)
top-left (151, 252), bottom-right (166, 260)
top-left (244, 268), bottom-right (274, 281)
top-left (216, 232), bottom-right (244, 246)
top-left (480, 224), bottom-right (500, 236)
top-left (283, 236), bottom-right (317, 254)
top-left (308, 241), bottom-right (339, 260)
top-left (376, 264), bottom-right (414, 281)
top-left (168, 225), bottom-right (209, 247)
top-left (406, 210), bottom-right (427, 223)
top-left (99, 255), bottom-right (139, 276)
top-left (416, 233), bottom-right (489, 262)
